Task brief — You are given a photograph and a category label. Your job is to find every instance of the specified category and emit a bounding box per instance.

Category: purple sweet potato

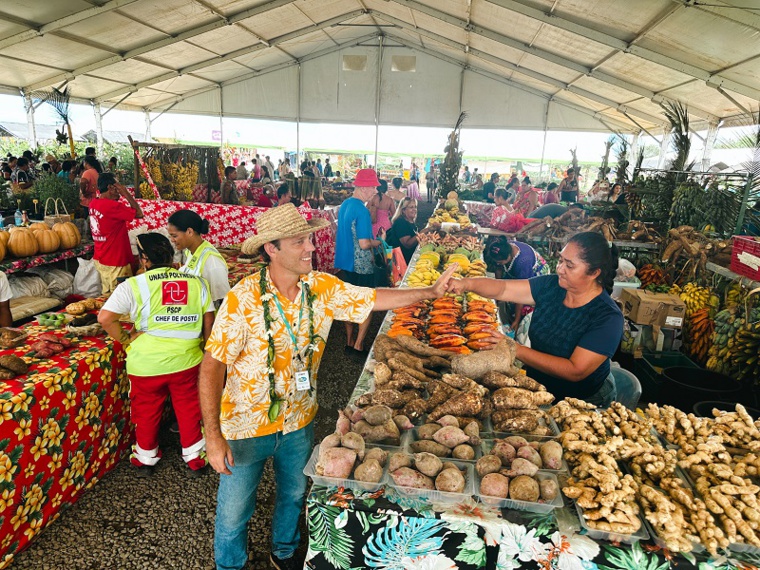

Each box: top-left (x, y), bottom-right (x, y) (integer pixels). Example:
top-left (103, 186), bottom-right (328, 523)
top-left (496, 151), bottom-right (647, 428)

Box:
top-left (517, 445), bottom-right (542, 468)
top-left (433, 426), bottom-right (470, 449)
top-left (354, 459), bottom-right (383, 483)
top-left (414, 452), bottom-right (443, 477)
top-left (480, 473), bottom-right (510, 498)
top-left (451, 444), bottom-right (475, 460)
top-left (316, 447), bottom-right (357, 478)
top-left (409, 440), bottom-right (451, 457)
top-left (490, 440), bottom-right (517, 466)
top-left (391, 467), bottom-right (434, 489)
top-left (476, 455), bottom-right (502, 477)
top-left (389, 452), bottom-right (412, 473)
top-left (418, 423), bottom-right (442, 440)
top-left (435, 467), bottom-right (466, 492)
top-left (510, 475), bottom-right (540, 502)
top-left (539, 441), bottom-right (563, 470)
top-left (364, 447), bottom-right (388, 466)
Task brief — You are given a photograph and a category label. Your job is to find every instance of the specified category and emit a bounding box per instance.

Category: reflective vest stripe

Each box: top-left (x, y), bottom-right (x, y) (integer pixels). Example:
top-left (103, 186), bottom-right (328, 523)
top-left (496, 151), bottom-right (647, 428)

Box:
top-left (183, 241), bottom-right (226, 276)
top-left (147, 329), bottom-right (201, 340)
top-left (133, 273), bottom-right (151, 331)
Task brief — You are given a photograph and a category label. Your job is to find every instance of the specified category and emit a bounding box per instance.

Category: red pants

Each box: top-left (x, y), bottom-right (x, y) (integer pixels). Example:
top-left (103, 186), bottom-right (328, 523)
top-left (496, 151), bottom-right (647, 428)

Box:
top-left (129, 364), bottom-right (204, 469)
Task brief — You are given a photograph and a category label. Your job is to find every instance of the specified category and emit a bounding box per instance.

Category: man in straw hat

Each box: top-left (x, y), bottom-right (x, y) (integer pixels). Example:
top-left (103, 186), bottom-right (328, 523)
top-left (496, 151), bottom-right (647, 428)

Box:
top-left (200, 203), bottom-right (457, 570)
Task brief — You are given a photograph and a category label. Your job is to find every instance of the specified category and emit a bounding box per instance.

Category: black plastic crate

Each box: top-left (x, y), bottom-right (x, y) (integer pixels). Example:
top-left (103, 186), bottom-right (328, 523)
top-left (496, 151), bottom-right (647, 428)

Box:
top-left (634, 350), bottom-right (700, 404)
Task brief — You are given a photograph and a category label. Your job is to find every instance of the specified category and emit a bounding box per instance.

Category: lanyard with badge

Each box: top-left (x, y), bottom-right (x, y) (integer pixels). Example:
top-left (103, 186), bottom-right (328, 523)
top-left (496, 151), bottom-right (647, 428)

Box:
top-left (271, 288), bottom-right (312, 391)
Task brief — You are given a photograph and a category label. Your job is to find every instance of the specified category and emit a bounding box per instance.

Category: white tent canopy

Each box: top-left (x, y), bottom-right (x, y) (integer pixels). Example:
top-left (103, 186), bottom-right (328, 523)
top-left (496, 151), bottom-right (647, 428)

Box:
top-left (0, 0), bottom-right (759, 136)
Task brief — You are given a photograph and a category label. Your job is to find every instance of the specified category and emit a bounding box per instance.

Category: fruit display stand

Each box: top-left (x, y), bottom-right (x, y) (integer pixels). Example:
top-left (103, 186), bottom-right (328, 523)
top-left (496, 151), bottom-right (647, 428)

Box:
top-left (0, 317), bottom-right (131, 569)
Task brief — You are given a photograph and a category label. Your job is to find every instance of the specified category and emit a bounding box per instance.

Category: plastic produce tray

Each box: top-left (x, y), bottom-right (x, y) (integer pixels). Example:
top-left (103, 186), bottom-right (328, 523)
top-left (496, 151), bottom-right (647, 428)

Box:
top-left (475, 470), bottom-right (563, 513)
top-left (480, 439), bottom-right (568, 473)
top-left (404, 427), bottom-right (482, 463)
top-left (304, 443), bottom-right (399, 493)
top-left (383, 455), bottom-right (475, 506)
top-left (573, 501), bottom-right (649, 545)
top-left (481, 414), bottom-right (561, 440)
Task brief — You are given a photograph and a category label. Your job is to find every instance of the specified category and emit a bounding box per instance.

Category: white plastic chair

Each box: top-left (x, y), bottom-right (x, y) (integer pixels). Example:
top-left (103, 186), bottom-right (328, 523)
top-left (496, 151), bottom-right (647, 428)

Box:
top-left (611, 366), bottom-right (642, 410)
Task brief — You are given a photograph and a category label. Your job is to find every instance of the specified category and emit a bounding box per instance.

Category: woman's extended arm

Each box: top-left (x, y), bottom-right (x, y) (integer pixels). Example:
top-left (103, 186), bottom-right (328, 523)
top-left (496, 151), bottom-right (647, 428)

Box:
top-left (516, 344), bottom-right (607, 382)
top-left (447, 277), bottom-right (535, 305)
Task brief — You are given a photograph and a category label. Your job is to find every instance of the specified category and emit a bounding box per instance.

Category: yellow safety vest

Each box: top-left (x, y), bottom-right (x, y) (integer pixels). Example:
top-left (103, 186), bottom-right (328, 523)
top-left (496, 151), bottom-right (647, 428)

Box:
top-left (181, 240), bottom-right (226, 277)
top-left (126, 267), bottom-right (211, 376)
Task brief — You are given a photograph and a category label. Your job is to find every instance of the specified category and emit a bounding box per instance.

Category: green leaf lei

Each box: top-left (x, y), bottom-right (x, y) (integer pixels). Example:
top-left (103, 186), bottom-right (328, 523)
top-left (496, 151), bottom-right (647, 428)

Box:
top-left (260, 268), bottom-right (322, 423)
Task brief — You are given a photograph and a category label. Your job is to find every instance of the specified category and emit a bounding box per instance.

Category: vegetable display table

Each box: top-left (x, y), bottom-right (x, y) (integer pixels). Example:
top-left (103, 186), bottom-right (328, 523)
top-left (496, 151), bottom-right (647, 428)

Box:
top-left (0, 323), bottom-right (130, 569)
top-left (0, 243), bottom-right (94, 276)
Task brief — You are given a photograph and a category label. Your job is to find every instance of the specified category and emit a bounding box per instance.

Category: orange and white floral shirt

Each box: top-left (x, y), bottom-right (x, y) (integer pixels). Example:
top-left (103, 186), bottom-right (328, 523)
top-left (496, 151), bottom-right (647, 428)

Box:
top-left (206, 268), bottom-right (376, 440)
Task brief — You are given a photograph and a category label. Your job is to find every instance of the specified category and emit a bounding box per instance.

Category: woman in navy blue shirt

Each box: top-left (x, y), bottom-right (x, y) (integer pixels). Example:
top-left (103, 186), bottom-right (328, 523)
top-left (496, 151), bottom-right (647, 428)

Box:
top-left (449, 232), bottom-right (623, 407)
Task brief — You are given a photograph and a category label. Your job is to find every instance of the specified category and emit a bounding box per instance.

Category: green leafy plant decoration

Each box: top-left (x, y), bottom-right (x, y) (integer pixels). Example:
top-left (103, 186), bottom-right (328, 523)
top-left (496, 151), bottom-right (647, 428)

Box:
top-left (597, 542), bottom-right (670, 570)
top-left (307, 502), bottom-right (354, 570)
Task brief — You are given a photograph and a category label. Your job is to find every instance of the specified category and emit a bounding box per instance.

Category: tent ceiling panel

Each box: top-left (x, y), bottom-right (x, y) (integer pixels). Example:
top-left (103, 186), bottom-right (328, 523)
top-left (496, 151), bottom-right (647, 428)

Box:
top-left (139, 41), bottom-right (220, 69)
top-left (235, 3), bottom-right (315, 37)
top-left (205, 0), bottom-right (266, 14)
top-left (595, 52), bottom-right (693, 93)
top-left (233, 49), bottom-right (289, 70)
top-left (118, 0), bottom-right (215, 36)
top-left (379, 47), bottom-right (462, 127)
top-left (167, 85), bottom-right (222, 114)
top-left (88, 58), bottom-right (171, 83)
top-left (222, 64), bottom-right (298, 118)
top-left (0, 59), bottom-right (64, 87)
top-left (470, 3), bottom-right (543, 43)
top-left (461, 71), bottom-right (551, 129)
top-left (144, 75), bottom-right (215, 95)
top-left (409, 0), bottom-right (470, 21)
top-left (570, 75), bottom-right (650, 106)
top-left (548, 95), bottom-right (630, 132)
top-left (0, 0), bottom-right (95, 25)
top-left (407, 12), bottom-right (470, 45)
top-left (511, 52), bottom-right (589, 84)
top-left (530, 27), bottom-right (618, 68)
top-left (640, 8), bottom-right (760, 72)
top-left (57, 12), bottom-right (164, 52)
top-left (65, 75), bottom-right (129, 99)
top-left (660, 81), bottom-right (758, 118)
top-left (363, 0), bottom-right (420, 22)
top-left (193, 61), bottom-right (252, 82)
top-left (554, 91), bottom-right (610, 114)
top-left (721, 62), bottom-right (760, 93)
top-left (1, 34), bottom-right (112, 69)
top-left (186, 22), bottom-right (267, 55)
top-left (693, 1), bottom-right (760, 32)
top-left (468, 35), bottom-right (537, 68)
top-left (283, 37), bottom-right (336, 60)
top-left (0, 20), bottom-right (27, 40)
top-left (296, 0), bottom-right (366, 22)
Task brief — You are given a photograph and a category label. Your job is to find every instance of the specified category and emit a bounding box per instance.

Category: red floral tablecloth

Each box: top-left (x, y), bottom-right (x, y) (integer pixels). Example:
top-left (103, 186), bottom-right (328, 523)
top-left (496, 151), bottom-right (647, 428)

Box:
top-left (0, 243), bottom-right (94, 276)
top-left (128, 199), bottom-right (336, 272)
top-left (0, 325), bottom-right (130, 569)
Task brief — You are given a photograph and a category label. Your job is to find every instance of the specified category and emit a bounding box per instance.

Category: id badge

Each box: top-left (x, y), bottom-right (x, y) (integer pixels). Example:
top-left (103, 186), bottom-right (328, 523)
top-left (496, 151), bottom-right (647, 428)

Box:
top-left (295, 370), bottom-right (311, 391)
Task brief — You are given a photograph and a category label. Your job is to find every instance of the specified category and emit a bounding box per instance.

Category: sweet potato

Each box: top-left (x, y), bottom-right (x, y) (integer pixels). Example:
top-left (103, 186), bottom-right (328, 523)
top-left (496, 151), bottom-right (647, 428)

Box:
top-left (341, 432), bottom-right (366, 460)
top-left (480, 473), bottom-right (510, 498)
top-left (517, 445), bottom-right (542, 468)
top-left (389, 452), bottom-right (412, 472)
top-left (418, 423), bottom-right (442, 440)
top-left (316, 447), bottom-right (357, 478)
top-left (504, 458), bottom-right (539, 478)
top-left (433, 426), bottom-right (470, 449)
top-left (354, 459), bottom-right (383, 483)
top-left (490, 441), bottom-right (517, 466)
top-left (364, 447), bottom-right (388, 466)
top-left (463, 421), bottom-right (480, 445)
top-left (391, 467), bottom-right (434, 489)
top-left (452, 417), bottom-right (483, 431)
top-left (436, 415), bottom-right (459, 428)
top-left (414, 452), bottom-right (443, 477)
top-left (392, 415), bottom-right (414, 431)
top-left (351, 419), bottom-right (400, 445)
top-left (435, 467), bottom-right (466, 493)
top-left (335, 411), bottom-right (350, 436)
top-left (504, 436), bottom-right (529, 449)
top-left (363, 405), bottom-right (393, 427)
top-left (476, 454), bottom-right (502, 477)
top-left (540, 478), bottom-right (559, 501)
top-left (539, 441), bottom-right (563, 470)
top-left (321, 433), bottom-right (342, 450)
top-left (452, 444), bottom-right (475, 460)
top-left (409, 440), bottom-right (450, 457)
top-left (441, 461), bottom-right (460, 472)
top-left (509, 475), bottom-right (540, 502)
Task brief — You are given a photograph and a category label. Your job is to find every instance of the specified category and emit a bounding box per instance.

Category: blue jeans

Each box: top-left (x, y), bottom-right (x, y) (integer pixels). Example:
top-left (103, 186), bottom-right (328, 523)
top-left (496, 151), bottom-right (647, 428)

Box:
top-left (214, 422), bottom-right (314, 570)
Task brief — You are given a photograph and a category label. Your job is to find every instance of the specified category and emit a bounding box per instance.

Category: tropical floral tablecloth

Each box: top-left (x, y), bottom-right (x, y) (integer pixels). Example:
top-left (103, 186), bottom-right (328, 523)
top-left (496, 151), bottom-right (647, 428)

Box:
top-left (0, 324), bottom-right (130, 569)
top-left (127, 199), bottom-right (336, 272)
top-left (0, 243), bottom-right (94, 276)
top-left (306, 486), bottom-right (760, 570)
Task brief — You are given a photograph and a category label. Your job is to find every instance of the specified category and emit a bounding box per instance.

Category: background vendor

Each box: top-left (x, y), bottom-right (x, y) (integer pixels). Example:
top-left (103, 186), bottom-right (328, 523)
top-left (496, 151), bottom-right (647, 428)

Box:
top-left (389, 197), bottom-right (419, 265)
top-left (449, 231), bottom-right (623, 407)
top-left (167, 209), bottom-right (230, 308)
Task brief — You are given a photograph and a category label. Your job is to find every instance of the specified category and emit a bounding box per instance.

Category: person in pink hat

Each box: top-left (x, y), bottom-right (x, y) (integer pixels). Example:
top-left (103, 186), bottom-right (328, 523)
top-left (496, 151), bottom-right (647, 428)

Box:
top-left (334, 168), bottom-right (386, 353)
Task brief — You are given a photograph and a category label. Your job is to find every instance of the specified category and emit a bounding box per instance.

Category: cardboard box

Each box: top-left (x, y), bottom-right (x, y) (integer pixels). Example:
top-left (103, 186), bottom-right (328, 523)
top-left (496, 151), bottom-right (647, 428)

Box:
top-left (620, 289), bottom-right (686, 328)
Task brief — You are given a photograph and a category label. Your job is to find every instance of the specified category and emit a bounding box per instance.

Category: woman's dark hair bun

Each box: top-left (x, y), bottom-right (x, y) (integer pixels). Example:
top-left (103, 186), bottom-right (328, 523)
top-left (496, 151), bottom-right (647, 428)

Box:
top-left (168, 209), bottom-right (209, 235)
top-left (200, 219), bottom-right (210, 234)
top-left (567, 231), bottom-right (619, 293)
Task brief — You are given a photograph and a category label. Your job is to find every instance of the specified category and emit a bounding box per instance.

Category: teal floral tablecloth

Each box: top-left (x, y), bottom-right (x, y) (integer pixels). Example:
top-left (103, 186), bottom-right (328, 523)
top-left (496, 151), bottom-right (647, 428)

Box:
top-left (306, 485), bottom-right (760, 570)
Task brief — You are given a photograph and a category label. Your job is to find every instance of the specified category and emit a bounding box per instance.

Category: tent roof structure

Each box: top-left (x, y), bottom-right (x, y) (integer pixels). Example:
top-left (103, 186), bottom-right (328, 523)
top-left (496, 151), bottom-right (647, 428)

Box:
top-left (0, 0), bottom-right (758, 134)
top-left (0, 121), bottom-right (86, 142)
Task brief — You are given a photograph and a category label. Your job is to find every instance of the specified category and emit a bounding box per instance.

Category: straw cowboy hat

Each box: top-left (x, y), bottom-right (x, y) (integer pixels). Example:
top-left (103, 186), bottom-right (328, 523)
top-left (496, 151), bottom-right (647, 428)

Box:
top-left (241, 203), bottom-right (330, 255)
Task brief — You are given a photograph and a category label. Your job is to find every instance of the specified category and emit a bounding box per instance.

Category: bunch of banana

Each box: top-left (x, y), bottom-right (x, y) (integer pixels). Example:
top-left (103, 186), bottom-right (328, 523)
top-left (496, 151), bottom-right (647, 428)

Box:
top-left (429, 209), bottom-right (460, 225)
top-left (725, 282), bottom-right (746, 309)
top-left (145, 157), bottom-right (164, 185)
top-left (668, 283), bottom-right (682, 295)
top-left (138, 181), bottom-right (158, 200)
top-left (456, 215), bottom-right (472, 227)
top-left (684, 307), bottom-right (714, 365)
top-left (730, 325), bottom-right (760, 384)
top-left (679, 282), bottom-right (711, 317)
top-left (669, 181), bottom-right (704, 228)
top-left (707, 308), bottom-right (739, 375)
top-left (406, 259), bottom-right (442, 287)
top-left (640, 176), bottom-right (675, 224)
top-left (466, 260), bottom-right (487, 277)
top-left (626, 191), bottom-right (644, 218)
top-left (639, 264), bottom-right (667, 288)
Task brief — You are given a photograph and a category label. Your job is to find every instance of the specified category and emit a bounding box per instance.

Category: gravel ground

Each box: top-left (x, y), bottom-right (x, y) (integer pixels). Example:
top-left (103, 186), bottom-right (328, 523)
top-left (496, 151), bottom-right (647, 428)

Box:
top-left (10, 199), bottom-right (435, 570)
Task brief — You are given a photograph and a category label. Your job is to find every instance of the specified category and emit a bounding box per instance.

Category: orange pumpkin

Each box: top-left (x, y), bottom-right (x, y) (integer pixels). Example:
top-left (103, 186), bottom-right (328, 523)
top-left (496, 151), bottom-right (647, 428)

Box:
top-left (8, 228), bottom-right (38, 257)
top-left (29, 222), bottom-right (49, 232)
top-left (34, 229), bottom-right (61, 254)
top-left (0, 231), bottom-right (9, 249)
top-left (52, 222), bottom-right (81, 250)
top-left (0, 240), bottom-right (5, 263)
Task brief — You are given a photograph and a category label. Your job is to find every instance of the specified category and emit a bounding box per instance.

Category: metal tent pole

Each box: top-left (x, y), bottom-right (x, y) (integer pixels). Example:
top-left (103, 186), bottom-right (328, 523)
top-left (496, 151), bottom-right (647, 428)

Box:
top-left (297, 63), bottom-right (301, 168)
top-left (702, 121), bottom-right (720, 171)
top-left (374, 35), bottom-right (384, 171)
top-left (22, 91), bottom-right (37, 146)
top-left (657, 132), bottom-right (671, 170)
top-left (93, 102), bottom-right (104, 158)
top-left (538, 101), bottom-right (550, 180)
top-left (144, 110), bottom-right (152, 140)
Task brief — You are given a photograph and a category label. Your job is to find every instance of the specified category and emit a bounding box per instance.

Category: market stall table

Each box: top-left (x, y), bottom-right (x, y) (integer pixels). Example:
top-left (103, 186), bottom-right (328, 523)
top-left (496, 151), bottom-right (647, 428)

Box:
top-left (127, 199), bottom-right (336, 272)
top-left (0, 243), bottom-right (94, 275)
top-left (0, 323), bottom-right (130, 569)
